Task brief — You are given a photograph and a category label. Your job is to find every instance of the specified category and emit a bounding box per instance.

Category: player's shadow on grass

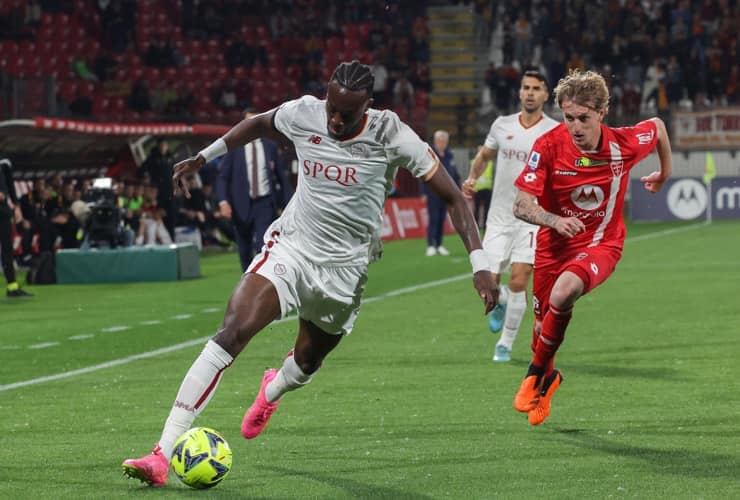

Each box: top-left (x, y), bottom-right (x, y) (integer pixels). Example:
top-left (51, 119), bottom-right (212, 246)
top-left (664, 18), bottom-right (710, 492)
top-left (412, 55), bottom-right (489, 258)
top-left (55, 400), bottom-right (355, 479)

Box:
top-left (574, 338), bottom-right (740, 357)
top-left (566, 363), bottom-right (685, 381)
top-left (258, 464), bottom-right (435, 499)
top-left (549, 428), bottom-right (739, 480)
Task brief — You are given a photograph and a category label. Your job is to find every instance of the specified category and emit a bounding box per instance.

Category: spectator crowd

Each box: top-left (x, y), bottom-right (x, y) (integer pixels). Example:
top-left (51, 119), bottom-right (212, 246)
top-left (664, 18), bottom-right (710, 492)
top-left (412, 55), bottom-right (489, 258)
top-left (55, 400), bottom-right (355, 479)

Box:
top-left (476, 0), bottom-right (738, 125)
top-left (0, 0), bottom-right (431, 136)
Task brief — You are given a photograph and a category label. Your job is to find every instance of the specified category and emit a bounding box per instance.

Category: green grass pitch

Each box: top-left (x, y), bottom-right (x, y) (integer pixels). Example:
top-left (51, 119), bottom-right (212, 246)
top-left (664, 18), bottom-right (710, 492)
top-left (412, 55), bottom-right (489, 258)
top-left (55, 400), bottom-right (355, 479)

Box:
top-left (1, 220), bottom-right (738, 498)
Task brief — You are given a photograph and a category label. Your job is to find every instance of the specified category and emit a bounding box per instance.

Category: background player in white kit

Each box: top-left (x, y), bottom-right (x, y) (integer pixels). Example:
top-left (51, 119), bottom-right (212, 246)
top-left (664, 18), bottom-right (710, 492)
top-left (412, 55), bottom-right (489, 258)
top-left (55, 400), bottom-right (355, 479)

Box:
top-left (122, 60), bottom-right (499, 487)
top-left (462, 70), bottom-right (558, 363)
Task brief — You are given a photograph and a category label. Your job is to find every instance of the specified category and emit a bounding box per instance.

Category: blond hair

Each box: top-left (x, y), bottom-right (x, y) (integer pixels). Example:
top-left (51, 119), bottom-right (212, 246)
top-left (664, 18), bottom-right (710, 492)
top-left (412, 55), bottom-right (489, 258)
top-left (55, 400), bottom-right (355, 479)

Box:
top-left (554, 69), bottom-right (610, 111)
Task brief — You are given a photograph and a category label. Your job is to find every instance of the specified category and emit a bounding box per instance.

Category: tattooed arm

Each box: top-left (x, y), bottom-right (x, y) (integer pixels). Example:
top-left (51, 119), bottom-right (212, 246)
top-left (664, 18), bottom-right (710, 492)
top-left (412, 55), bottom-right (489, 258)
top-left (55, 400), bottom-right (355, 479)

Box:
top-left (513, 189), bottom-right (586, 238)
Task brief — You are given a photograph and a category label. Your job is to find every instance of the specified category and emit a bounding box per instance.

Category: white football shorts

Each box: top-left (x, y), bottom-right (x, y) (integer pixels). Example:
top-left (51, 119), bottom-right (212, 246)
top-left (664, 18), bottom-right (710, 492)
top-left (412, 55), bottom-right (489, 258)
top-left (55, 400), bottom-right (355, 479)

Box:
top-left (246, 231), bottom-right (368, 335)
top-left (482, 223), bottom-right (538, 273)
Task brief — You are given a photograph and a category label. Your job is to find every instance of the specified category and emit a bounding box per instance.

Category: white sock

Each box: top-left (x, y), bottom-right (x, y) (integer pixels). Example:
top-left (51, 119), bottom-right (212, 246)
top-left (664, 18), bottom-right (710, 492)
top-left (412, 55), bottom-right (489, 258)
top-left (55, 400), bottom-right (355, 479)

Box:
top-left (498, 284), bottom-right (509, 305)
top-left (498, 290), bottom-right (527, 350)
top-left (264, 354), bottom-right (313, 403)
top-left (158, 340), bottom-right (233, 460)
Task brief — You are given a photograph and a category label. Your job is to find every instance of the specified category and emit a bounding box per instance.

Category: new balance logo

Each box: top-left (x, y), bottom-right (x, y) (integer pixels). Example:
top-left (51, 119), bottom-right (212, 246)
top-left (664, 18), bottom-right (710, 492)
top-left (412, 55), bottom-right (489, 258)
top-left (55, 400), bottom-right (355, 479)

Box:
top-left (636, 131), bottom-right (654, 144)
top-left (308, 135), bottom-right (322, 144)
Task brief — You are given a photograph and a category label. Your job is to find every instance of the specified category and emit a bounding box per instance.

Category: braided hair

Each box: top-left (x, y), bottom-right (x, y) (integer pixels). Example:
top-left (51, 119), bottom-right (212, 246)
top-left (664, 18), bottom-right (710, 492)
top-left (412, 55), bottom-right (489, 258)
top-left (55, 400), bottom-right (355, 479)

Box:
top-left (330, 60), bottom-right (375, 96)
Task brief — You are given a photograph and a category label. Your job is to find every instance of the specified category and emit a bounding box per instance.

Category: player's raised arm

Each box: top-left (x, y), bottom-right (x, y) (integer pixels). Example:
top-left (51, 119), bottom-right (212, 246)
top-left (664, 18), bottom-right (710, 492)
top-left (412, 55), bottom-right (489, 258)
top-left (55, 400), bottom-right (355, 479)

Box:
top-left (640, 117), bottom-right (673, 193)
top-left (461, 145), bottom-right (495, 198)
top-left (173, 110), bottom-right (283, 197)
top-left (424, 161), bottom-right (499, 313)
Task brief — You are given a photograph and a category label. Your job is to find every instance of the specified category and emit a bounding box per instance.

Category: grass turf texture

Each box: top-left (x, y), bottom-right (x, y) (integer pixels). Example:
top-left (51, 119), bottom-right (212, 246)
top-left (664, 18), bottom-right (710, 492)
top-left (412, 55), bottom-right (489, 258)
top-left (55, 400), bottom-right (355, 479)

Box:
top-left (1, 220), bottom-right (738, 498)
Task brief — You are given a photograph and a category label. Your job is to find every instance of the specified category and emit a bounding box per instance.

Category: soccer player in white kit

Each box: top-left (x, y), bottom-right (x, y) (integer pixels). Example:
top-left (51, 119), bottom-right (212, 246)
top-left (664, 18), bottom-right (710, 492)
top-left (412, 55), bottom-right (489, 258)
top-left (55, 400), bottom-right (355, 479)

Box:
top-left (462, 70), bottom-right (558, 363)
top-left (122, 60), bottom-right (499, 487)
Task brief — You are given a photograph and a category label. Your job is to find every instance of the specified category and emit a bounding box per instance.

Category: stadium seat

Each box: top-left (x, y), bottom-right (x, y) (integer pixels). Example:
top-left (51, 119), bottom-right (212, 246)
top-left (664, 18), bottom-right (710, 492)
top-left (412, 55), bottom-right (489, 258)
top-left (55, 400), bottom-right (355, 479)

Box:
top-left (250, 94), bottom-right (267, 112)
top-left (267, 65), bottom-right (281, 81)
top-left (240, 26), bottom-right (256, 46)
top-left (40, 12), bottom-right (54, 27)
top-left (187, 40), bottom-right (203, 54)
top-left (0, 40), bottom-right (18, 56)
top-left (38, 26), bottom-right (54, 41)
top-left (395, 108), bottom-right (410, 122)
top-left (250, 65), bottom-right (267, 81)
top-left (92, 95), bottom-right (110, 117)
top-left (71, 26), bottom-right (87, 43)
top-left (137, 11), bottom-right (153, 28)
top-left (59, 80), bottom-right (78, 103)
top-left (172, 38), bottom-right (185, 53)
top-left (41, 56), bottom-right (58, 75)
top-left (78, 81), bottom-right (96, 98)
top-left (163, 67), bottom-right (179, 83)
top-left (285, 63), bottom-right (302, 80)
top-left (357, 23), bottom-right (371, 43)
top-left (233, 66), bottom-right (248, 79)
top-left (130, 66), bottom-right (145, 81)
top-left (411, 107), bottom-right (427, 123)
top-left (207, 39), bottom-right (221, 55)
top-left (343, 24), bottom-right (358, 40)
top-left (326, 37), bottom-right (342, 52)
top-left (18, 41), bottom-right (35, 60)
top-left (155, 12), bottom-right (168, 28)
top-left (197, 94), bottom-right (214, 111)
top-left (144, 67), bottom-right (161, 84)
top-left (214, 66), bottom-right (230, 81)
top-left (266, 51), bottom-right (282, 67)
top-left (56, 13), bottom-right (71, 28)
top-left (415, 90), bottom-right (429, 108)
top-left (110, 97), bottom-right (126, 114)
top-left (255, 25), bottom-right (271, 43)
top-left (343, 38), bottom-right (361, 53)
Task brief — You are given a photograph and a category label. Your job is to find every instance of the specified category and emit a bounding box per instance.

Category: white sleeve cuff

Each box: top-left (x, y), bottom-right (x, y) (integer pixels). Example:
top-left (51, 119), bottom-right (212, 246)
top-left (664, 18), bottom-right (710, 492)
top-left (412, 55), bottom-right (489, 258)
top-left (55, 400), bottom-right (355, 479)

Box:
top-left (197, 138), bottom-right (228, 163)
top-left (469, 249), bottom-right (491, 274)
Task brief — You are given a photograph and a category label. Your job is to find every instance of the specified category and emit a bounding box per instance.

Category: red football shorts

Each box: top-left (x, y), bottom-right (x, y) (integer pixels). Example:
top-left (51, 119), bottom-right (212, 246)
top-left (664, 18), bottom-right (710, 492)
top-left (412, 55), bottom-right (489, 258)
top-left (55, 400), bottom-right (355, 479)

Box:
top-left (532, 245), bottom-right (623, 321)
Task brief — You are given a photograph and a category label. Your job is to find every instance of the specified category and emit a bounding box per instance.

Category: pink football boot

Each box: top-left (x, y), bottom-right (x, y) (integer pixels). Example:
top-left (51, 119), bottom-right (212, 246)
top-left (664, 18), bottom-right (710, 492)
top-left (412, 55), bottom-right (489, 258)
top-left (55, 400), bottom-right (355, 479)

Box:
top-left (241, 369), bottom-right (281, 439)
top-left (122, 445), bottom-right (168, 487)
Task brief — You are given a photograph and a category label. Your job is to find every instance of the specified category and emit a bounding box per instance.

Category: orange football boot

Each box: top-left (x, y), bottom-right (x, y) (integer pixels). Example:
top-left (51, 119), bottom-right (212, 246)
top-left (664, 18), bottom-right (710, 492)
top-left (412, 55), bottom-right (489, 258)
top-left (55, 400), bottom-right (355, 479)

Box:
top-left (513, 374), bottom-right (543, 413)
top-left (528, 370), bottom-right (563, 426)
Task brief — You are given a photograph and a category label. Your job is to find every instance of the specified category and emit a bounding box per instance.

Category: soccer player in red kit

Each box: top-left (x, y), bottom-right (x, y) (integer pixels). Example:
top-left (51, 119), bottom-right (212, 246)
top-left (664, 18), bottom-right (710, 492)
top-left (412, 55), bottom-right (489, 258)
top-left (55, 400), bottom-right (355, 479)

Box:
top-left (511, 70), bottom-right (673, 425)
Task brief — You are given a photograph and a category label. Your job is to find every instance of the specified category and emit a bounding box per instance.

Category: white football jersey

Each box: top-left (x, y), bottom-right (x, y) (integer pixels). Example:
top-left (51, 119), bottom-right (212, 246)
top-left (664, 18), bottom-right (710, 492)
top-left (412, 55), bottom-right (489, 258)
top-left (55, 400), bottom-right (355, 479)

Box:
top-left (272, 95), bottom-right (437, 266)
top-left (484, 112), bottom-right (559, 227)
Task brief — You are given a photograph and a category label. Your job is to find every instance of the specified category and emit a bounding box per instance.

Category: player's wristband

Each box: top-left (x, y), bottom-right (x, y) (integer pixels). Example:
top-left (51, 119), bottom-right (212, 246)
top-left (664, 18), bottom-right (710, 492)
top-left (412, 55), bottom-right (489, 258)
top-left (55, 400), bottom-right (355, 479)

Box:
top-left (197, 138), bottom-right (227, 163)
top-left (469, 249), bottom-right (490, 274)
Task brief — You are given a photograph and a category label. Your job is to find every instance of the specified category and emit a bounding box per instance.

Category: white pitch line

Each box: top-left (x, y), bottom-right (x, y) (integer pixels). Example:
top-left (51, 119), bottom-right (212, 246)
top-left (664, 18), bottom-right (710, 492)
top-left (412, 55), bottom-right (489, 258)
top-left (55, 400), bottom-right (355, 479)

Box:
top-left (0, 223), bottom-right (707, 393)
top-left (625, 221), bottom-right (707, 243)
top-left (0, 315), bottom-right (292, 392)
top-left (68, 334), bottom-right (95, 341)
top-left (28, 342), bottom-right (61, 350)
top-left (102, 325), bottom-right (131, 333)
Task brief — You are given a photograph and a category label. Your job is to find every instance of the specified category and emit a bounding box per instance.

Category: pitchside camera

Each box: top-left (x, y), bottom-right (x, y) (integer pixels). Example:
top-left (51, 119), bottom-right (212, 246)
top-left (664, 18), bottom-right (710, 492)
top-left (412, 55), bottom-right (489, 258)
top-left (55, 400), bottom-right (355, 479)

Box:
top-left (82, 177), bottom-right (129, 249)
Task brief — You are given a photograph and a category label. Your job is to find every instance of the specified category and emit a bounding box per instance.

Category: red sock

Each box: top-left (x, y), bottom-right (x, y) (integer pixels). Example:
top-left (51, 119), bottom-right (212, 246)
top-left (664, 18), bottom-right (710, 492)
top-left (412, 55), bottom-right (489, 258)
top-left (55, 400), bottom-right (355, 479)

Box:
top-left (532, 305), bottom-right (573, 375)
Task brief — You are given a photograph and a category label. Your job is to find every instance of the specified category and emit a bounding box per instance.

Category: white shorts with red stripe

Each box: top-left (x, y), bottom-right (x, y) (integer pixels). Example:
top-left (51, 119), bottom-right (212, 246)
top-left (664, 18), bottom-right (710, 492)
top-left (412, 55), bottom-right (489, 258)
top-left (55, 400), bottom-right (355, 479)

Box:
top-left (247, 230), bottom-right (368, 335)
top-left (482, 223), bottom-right (538, 274)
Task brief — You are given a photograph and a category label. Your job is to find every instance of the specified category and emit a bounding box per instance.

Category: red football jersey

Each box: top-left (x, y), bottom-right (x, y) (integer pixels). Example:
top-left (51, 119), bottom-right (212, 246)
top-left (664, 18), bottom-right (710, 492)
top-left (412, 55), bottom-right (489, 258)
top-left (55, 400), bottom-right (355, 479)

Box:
top-left (514, 120), bottom-right (658, 259)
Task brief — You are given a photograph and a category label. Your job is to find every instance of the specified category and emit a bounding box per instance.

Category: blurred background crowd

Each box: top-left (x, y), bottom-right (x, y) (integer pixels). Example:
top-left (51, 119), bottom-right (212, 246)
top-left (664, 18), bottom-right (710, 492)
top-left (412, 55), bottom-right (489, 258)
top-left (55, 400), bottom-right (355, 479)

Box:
top-left (0, 0), bottom-right (738, 263)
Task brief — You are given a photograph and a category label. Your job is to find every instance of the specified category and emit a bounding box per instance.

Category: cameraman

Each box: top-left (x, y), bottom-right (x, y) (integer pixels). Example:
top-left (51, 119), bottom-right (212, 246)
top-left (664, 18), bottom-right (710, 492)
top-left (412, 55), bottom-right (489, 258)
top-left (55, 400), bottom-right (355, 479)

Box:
top-left (0, 157), bottom-right (32, 297)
